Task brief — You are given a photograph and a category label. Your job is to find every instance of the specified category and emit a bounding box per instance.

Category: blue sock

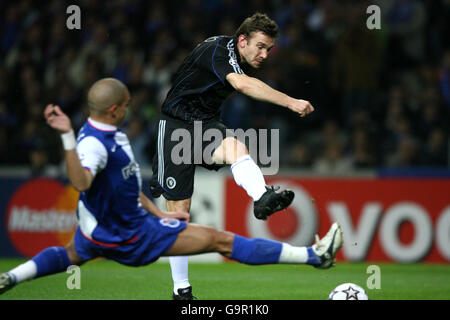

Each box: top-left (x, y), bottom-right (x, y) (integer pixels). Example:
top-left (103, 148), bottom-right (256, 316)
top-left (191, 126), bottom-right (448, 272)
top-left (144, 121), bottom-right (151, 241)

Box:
top-left (230, 235), bottom-right (282, 265)
top-left (31, 247), bottom-right (71, 278)
top-left (306, 247), bottom-right (322, 265)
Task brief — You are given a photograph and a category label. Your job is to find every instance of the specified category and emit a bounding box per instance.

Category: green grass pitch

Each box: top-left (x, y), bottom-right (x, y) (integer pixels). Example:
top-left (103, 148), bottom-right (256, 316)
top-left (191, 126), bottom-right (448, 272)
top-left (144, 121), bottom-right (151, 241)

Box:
top-left (0, 258), bottom-right (449, 300)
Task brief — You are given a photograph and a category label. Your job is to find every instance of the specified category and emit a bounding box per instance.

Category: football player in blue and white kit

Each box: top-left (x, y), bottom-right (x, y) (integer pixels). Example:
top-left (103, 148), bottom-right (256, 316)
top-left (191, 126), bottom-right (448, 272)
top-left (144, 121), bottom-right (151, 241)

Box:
top-left (0, 78), bottom-right (343, 298)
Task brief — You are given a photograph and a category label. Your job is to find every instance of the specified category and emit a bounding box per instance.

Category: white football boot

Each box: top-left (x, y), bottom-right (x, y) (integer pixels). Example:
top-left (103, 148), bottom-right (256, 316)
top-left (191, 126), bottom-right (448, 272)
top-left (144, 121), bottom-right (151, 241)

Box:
top-left (312, 222), bottom-right (343, 269)
top-left (0, 273), bottom-right (15, 294)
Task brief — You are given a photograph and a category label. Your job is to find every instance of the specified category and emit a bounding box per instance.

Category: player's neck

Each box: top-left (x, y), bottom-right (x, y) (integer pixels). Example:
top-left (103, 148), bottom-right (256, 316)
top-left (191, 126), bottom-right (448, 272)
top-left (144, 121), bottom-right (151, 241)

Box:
top-left (88, 116), bottom-right (118, 130)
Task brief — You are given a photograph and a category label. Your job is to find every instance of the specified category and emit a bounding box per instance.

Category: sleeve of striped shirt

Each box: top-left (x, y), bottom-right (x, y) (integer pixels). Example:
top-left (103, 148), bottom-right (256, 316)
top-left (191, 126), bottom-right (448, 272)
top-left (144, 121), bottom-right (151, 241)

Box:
top-left (209, 38), bottom-right (244, 84)
top-left (76, 136), bottom-right (108, 177)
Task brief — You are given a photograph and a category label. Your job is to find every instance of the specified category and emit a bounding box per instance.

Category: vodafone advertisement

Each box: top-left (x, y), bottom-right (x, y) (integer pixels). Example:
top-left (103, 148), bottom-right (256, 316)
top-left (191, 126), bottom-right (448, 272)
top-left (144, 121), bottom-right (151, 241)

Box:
top-left (225, 177), bottom-right (450, 263)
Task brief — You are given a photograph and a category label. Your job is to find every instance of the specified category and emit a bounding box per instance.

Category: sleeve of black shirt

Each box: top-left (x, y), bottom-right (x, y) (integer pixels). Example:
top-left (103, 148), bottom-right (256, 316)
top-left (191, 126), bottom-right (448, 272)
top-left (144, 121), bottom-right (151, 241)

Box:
top-left (201, 38), bottom-right (244, 85)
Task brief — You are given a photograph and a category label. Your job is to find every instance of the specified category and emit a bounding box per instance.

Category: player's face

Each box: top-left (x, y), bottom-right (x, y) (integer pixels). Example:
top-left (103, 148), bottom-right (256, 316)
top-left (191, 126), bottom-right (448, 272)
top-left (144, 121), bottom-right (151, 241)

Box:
top-left (240, 31), bottom-right (275, 69)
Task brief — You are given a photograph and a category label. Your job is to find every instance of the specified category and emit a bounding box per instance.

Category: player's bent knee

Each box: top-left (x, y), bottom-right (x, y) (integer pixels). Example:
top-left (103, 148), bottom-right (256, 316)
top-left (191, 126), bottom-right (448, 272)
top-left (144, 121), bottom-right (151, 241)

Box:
top-left (236, 143), bottom-right (249, 158)
top-left (211, 230), bottom-right (234, 256)
top-left (225, 138), bottom-right (249, 162)
top-left (231, 138), bottom-right (248, 157)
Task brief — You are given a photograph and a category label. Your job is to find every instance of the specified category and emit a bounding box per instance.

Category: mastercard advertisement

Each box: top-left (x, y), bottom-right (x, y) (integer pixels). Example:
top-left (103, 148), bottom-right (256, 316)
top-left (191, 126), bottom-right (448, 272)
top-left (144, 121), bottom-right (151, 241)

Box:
top-left (3, 178), bottom-right (78, 257)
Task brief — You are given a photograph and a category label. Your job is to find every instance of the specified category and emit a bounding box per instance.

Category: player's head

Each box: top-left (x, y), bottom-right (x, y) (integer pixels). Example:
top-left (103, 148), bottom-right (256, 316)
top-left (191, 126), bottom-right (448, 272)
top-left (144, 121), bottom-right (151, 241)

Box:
top-left (235, 13), bottom-right (278, 69)
top-left (87, 78), bottom-right (130, 126)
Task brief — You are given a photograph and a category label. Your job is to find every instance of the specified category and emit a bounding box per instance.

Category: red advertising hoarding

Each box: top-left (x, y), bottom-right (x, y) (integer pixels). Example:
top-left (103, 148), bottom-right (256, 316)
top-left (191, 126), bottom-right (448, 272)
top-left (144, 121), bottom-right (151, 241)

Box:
top-left (225, 177), bottom-right (450, 263)
top-left (5, 179), bottom-right (78, 257)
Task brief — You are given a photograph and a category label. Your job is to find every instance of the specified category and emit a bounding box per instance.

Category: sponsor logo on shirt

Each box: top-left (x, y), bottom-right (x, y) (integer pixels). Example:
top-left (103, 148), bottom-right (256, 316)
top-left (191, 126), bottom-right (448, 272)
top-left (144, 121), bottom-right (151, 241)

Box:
top-left (121, 161), bottom-right (139, 180)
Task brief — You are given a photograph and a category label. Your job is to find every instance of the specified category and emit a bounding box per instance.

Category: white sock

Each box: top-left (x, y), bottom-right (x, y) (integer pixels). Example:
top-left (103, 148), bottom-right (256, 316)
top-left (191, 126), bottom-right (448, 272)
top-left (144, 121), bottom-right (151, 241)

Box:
top-left (169, 256), bottom-right (190, 294)
top-left (8, 260), bottom-right (37, 284)
top-left (278, 243), bottom-right (309, 264)
top-left (231, 155), bottom-right (267, 201)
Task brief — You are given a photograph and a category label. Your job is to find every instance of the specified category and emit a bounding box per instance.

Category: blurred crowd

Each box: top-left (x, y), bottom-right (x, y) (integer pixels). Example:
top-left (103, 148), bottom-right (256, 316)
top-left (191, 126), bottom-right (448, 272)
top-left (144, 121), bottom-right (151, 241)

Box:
top-left (0, 0), bottom-right (449, 175)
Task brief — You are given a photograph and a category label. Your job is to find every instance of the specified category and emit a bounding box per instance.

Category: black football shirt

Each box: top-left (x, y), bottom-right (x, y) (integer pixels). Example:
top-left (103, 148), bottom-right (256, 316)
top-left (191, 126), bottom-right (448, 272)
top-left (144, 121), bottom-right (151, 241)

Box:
top-left (161, 35), bottom-right (248, 122)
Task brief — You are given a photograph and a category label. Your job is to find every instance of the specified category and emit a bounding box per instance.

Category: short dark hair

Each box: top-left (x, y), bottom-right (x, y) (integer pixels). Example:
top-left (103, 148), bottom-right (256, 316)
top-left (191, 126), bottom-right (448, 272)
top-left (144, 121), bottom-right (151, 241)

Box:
top-left (234, 13), bottom-right (279, 39)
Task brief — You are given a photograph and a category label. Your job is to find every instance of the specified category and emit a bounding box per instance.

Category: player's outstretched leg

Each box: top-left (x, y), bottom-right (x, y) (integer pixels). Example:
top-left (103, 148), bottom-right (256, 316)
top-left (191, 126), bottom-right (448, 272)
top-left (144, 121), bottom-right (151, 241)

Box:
top-left (230, 154), bottom-right (294, 220)
top-left (165, 222), bottom-right (343, 268)
top-left (0, 246), bottom-right (72, 295)
top-left (0, 240), bottom-right (84, 295)
top-left (253, 185), bottom-right (294, 220)
top-left (229, 222), bottom-right (342, 267)
top-left (214, 137), bottom-right (295, 220)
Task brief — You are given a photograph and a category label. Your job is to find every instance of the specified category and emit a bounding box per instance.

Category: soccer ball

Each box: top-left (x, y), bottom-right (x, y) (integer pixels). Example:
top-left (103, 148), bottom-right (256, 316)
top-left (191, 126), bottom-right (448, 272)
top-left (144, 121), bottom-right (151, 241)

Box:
top-left (328, 283), bottom-right (369, 300)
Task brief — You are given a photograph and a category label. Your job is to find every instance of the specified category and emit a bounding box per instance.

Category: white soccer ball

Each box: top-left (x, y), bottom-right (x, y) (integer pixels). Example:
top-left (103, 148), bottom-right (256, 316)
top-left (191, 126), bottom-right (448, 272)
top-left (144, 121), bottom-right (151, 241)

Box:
top-left (328, 283), bottom-right (369, 300)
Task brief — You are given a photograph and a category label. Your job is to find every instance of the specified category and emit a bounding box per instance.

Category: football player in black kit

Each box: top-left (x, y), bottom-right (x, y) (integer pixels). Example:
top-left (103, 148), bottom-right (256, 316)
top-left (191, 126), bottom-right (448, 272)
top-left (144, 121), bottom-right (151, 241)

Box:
top-left (150, 13), bottom-right (315, 299)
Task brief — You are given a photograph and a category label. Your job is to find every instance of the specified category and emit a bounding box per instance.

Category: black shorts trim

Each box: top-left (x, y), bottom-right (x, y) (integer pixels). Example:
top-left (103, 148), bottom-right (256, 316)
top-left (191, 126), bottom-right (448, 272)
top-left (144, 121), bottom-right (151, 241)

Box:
top-left (150, 180), bottom-right (194, 201)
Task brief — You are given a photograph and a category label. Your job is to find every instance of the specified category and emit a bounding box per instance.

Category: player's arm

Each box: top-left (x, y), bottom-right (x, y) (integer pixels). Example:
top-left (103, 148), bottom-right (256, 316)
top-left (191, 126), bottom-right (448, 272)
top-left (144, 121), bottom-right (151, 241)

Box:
top-left (44, 104), bottom-right (94, 191)
top-left (65, 146), bottom-right (94, 192)
top-left (226, 73), bottom-right (314, 117)
top-left (139, 192), bottom-right (190, 222)
top-left (139, 191), bottom-right (164, 216)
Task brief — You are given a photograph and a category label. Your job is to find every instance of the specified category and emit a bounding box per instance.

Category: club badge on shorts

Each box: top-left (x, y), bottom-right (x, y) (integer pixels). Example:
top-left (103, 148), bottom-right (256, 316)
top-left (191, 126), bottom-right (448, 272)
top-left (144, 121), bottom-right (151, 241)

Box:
top-left (166, 177), bottom-right (176, 189)
top-left (159, 218), bottom-right (181, 228)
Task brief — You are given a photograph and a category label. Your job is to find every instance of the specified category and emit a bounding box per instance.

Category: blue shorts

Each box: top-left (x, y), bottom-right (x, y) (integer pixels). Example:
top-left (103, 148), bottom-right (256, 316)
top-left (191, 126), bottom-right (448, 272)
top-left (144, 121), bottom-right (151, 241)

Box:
top-left (74, 215), bottom-right (187, 266)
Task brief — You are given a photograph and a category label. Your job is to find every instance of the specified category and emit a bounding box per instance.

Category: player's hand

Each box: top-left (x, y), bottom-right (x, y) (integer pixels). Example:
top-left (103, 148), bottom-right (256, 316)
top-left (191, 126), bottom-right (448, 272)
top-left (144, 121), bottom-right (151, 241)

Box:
top-left (44, 104), bottom-right (73, 133)
top-left (162, 211), bottom-right (191, 223)
top-left (288, 99), bottom-right (314, 117)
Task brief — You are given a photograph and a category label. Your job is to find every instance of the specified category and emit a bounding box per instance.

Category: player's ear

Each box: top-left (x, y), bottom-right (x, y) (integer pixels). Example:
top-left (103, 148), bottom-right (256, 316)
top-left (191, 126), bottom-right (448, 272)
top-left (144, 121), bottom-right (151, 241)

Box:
top-left (108, 104), bottom-right (119, 117)
top-left (237, 34), bottom-right (247, 48)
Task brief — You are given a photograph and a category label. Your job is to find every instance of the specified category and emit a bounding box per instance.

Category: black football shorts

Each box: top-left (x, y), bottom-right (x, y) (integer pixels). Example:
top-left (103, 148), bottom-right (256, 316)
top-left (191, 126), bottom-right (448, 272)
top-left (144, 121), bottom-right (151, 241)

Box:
top-left (150, 114), bottom-right (230, 201)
